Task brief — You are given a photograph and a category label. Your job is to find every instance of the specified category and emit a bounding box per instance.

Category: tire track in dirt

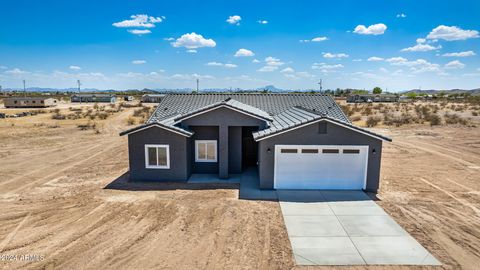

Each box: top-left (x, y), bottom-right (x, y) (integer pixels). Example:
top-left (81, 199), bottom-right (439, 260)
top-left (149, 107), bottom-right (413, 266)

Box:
top-left (420, 177), bottom-right (480, 216)
top-left (0, 139), bottom-right (121, 190)
top-left (412, 139), bottom-right (480, 164)
top-left (0, 213), bottom-right (31, 253)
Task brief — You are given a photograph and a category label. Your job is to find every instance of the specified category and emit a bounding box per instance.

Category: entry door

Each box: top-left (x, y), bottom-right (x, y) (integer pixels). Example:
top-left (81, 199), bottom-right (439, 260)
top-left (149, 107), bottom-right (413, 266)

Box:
top-left (274, 145), bottom-right (368, 190)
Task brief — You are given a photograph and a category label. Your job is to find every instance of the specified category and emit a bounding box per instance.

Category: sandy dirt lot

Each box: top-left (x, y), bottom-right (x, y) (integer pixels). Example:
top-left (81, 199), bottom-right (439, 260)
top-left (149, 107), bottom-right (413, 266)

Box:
top-left (0, 103), bottom-right (479, 270)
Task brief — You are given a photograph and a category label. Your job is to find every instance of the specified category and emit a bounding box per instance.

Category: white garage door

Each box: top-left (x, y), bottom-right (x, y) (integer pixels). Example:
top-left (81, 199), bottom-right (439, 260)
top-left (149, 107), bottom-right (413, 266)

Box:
top-left (274, 145), bottom-right (369, 190)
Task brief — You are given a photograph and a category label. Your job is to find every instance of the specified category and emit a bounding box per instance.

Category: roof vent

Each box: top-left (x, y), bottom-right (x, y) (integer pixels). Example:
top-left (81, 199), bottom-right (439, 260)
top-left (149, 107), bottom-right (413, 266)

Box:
top-left (321, 112), bottom-right (328, 117)
top-left (164, 108), bottom-right (168, 111)
top-left (224, 97), bottom-right (232, 102)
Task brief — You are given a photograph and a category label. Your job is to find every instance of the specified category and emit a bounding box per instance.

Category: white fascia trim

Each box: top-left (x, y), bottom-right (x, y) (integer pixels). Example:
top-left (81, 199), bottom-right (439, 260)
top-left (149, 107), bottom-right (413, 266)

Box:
top-left (126, 124), bottom-right (192, 137)
top-left (175, 105), bottom-right (272, 124)
top-left (255, 118), bottom-right (387, 142)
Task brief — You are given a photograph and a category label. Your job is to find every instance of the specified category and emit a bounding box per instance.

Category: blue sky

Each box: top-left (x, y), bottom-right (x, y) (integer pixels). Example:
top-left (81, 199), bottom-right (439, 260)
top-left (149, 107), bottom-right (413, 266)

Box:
top-left (0, 0), bottom-right (479, 91)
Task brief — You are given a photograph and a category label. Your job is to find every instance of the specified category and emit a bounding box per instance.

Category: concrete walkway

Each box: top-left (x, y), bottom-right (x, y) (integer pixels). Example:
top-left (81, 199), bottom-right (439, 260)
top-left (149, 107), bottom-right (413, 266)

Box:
top-left (278, 190), bottom-right (441, 266)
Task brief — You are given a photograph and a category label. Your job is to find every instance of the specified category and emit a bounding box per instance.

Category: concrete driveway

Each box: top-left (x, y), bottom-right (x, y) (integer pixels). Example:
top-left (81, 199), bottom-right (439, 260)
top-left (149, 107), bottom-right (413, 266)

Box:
top-left (278, 190), bottom-right (441, 266)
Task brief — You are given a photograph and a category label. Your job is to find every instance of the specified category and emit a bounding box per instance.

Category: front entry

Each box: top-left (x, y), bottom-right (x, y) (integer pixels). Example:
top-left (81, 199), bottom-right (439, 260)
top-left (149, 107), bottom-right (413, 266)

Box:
top-left (242, 127), bottom-right (258, 168)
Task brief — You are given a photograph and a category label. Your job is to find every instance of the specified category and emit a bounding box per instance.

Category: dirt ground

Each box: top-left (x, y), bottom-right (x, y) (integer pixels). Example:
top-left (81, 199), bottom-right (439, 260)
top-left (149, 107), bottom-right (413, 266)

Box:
top-left (0, 103), bottom-right (479, 270)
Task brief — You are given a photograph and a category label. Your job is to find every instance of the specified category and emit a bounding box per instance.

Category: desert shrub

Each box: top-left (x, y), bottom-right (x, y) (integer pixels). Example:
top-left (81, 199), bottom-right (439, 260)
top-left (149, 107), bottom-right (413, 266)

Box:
top-left (427, 114), bottom-right (441, 126)
top-left (472, 111), bottom-right (479, 116)
top-left (51, 113), bottom-right (66, 120)
top-left (97, 112), bottom-right (109, 120)
top-left (366, 116), bottom-right (381, 127)
top-left (444, 113), bottom-right (468, 125)
top-left (363, 106), bottom-right (373, 116)
top-left (48, 123), bottom-right (60, 128)
top-left (341, 105), bottom-right (354, 116)
top-left (127, 116), bottom-right (136, 125)
top-left (77, 121), bottom-right (97, 130)
top-left (384, 113), bottom-right (414, 127)
top-left (93, 103), bottom-right (99, 110)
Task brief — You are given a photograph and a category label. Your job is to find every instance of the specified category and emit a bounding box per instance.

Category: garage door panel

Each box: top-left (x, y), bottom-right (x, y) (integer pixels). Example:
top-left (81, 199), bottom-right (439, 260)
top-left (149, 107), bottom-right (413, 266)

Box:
top-left (274, 145), bottom-right (368, 190)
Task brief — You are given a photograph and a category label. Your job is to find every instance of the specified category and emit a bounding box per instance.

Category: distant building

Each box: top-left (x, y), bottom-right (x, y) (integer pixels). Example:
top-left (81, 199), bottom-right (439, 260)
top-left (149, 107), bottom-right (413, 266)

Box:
top-left (4, 97), bottom-right (58, 108)
top-left (346, 94), bottom-right (398, 103)
top-left (71, 94), bottom-right (116, 103)
top-left (124, 96), bottom-right (134, 101)
top-left (141, 94), bottom-right (165, 103)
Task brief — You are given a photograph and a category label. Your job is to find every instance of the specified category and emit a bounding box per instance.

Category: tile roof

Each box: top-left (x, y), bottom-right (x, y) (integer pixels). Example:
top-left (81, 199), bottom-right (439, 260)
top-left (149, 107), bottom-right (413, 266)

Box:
top-left (252, 106), bottom-right (392, 141)
top-left (171, 97), bottom-right (273, 122)
top-left (121, 93), bottom-right (390, 141)
top-left (147, 93), bottom-right (349, 123)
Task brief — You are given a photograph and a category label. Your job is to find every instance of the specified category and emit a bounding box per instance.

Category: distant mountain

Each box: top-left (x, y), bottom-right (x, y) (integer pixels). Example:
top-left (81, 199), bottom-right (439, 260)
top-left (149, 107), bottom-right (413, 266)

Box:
top-left (402, 88), bottom-right (480, 96)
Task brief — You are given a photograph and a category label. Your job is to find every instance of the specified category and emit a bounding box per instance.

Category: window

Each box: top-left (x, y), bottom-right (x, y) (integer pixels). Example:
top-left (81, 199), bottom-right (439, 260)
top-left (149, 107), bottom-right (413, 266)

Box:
top-left (322, 149), bottom-right (339, 154)
top-left (280, 149), bottom-right (297, 154)
top-left (145, 144), bottom-right (170, 169)
top-left (195, 140), bottom-right (217, 162)
top-left (301, 149), bottom-right (318, 154)
top-left (32, 101), bottom-right (36, 104)
top-left (318, 122), bottom-right (327, 134)
top-left (343, 149), bottom-right (360, 154)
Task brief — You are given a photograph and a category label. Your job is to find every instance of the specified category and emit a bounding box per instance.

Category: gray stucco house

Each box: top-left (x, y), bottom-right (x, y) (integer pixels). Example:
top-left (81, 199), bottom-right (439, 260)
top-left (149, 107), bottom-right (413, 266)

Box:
top-left (120, 93), bottom-right (391, 192)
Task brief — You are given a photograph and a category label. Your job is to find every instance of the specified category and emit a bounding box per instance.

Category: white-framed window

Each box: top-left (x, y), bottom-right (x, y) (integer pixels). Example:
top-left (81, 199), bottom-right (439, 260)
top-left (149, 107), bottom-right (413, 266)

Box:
top-left (145, 144), bottom-right (170, 169)
top-left (195, 140), bottom-right (217, 162)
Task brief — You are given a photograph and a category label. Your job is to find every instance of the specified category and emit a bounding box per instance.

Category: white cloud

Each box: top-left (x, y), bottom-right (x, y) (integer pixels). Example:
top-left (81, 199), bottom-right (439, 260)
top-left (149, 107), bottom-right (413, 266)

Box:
top-left (444, 60), bottom-right (465, 69)
top-left (0, 66), bottom-right (7, 69)
top-left (186, 49), bottom-right (197, 53)
top-left (311, 63), bottom-right (344, 72)
top-left (401, 43), bottom-right (442, 52)
top-left (416, 38), bottom-right (426, 43)
top-left (379, 67), bottom-right (389, 73)
top-left (226, 15), bottom-right (241, 25)
top-left (442, 51), bottom-right (476, 57)
top-left (234, 48), bottom-right (255, 57)
top-left (113, 14), bottom-right (165, 28)
top-left (205, 62), bottom-right (237, 68)
top-left (170, 73), bottom-right (215, 80)
top-left (132, 60), bottom-right (146, 65)
top-left (171, 33), bottom-right (216, 49)
top-left (280, 67), bottom-right (295, 73)
top-left (257, 20), bottom-right (268, 24)
top-left (252, 59), bottom-right (260, 63)
top-left (385, 57), bottom-right (408, 64)
top-left (367, 57), bottom-right (383, 62)
top-left (352, 59), bottom-right (362, 62)
top-left (323, 52), bottom-right (349, 58)
top-left (69, 65), bottom-right (82, 70)
top-left (427, 25), bottom-right (479, 41)
top-left (384, 57), bottom-right (441, 73)
top-left (128, 29), bottom-right (151, 35)
top-left (311, 36), bottom-right (328, 42)
top-left (163, 37), bottom-right (175, 41)
top-left (257, 66), bottom-right (278, 72)
top-left (5, 68), bottom-right (29, 75)
top-left (300, 36), bottom-right (328, 43)
top-left (265, 56), bottom-right (284, 66)
top-left (396, 13), bottom-right (407, 18)
top-left (353, 23), bottom-right (387, 35)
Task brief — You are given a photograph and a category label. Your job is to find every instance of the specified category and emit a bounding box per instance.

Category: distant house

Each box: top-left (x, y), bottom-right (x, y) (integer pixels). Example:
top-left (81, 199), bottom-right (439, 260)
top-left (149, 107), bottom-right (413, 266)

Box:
top-left (71, 94), bottom-right (116, 103)
top-left (347, 94), bottom-right (399, 103)
top-left (120, 93), bottom-right (391, 193)
top-left (4, 97), bottom-right (58, 108)
top-left (141, 94), bottom-right (165, 103)
top-left (124, 96), bottom-right (134, 102)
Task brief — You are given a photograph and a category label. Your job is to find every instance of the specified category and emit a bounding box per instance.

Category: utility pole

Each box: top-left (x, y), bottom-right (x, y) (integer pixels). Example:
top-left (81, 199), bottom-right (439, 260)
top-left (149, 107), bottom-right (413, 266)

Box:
top-left (196, 78), bottom-right (199, 92)
top-left (23, 80), bottom-right (26, 97)
top-left (317, 79), bottom-right (322, 93)
top-left (77, 80), bottom-right (82, 103)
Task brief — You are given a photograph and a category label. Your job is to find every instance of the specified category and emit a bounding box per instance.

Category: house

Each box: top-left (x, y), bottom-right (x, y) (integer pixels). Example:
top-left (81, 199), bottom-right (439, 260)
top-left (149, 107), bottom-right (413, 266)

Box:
top-left (141, 94), bottom-right (165, 103)
top-left (120, 93), bottom-right (391, 192)
top-left (71, 94), bottom-right (116, 103)
top-left (347, 94), bottom-right (399, 103)
top-left (4, 97), bottom-right (58, 108)
top-left (124, 96), bottom-right (134, 101)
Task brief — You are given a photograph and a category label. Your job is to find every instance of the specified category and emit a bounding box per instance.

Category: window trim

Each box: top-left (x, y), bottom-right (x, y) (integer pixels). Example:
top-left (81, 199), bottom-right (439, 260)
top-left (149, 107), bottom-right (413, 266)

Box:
top-left (144, 144), bottom-right (170, 169)
top-left (195, 140), bottom-right (217, 162)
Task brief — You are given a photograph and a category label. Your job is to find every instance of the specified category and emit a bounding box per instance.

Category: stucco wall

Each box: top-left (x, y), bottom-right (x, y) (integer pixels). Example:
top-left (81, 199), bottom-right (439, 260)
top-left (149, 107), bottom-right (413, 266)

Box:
top-left (258, 121), bottom-right (383, 192)
top-left (189, 126), bottom-right (219, 174)
top-left (228, 126), bottom-right (242, 174)
top-left (128, 126), bottom-right (188, 181)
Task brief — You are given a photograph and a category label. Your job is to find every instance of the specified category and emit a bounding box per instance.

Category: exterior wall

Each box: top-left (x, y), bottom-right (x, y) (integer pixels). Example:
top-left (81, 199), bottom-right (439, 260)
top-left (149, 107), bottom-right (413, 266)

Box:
top-left (189, 126), bottom-right (219, 174)
top-left (128, 126), bottom-right (189, 181)
top-left (71, 95), bottom-right (116, 103)
top-left (180, 107), bottom-right (266, 178)
top-left (258, 121), bottom-right (383, 192)
top-left (4, 98), bottom-right (57, 108)
top-left (228, 126), bottom-right (242, 174)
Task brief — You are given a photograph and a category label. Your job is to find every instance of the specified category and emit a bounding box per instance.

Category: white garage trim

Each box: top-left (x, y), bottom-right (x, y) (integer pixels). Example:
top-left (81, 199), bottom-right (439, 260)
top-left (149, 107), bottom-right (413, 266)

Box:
top-left (273, 145), bottom-right (369, 190)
